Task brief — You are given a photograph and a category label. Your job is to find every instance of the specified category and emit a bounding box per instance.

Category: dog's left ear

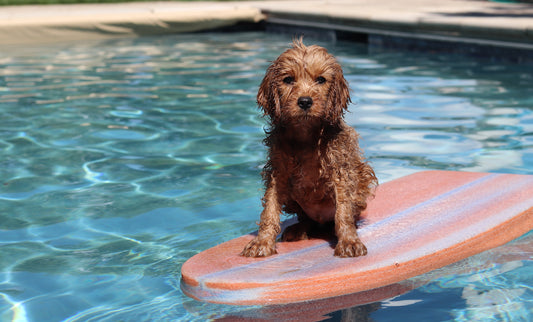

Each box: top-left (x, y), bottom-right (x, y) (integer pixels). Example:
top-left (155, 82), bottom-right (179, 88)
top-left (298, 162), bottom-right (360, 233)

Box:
top-left (257, 65), bottom-right (281, 122)
top-left (326, 69), bottom-right (351, 123)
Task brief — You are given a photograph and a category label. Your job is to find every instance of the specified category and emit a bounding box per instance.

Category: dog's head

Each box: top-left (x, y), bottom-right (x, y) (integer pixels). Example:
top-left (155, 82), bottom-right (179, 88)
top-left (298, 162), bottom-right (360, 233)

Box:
top-left (257, 39), bottom-right (351, 126)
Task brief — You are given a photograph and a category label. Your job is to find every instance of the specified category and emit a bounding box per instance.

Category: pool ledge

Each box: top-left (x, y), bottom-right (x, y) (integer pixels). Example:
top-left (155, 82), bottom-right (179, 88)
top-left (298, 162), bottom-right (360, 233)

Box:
top-left (1, 0), bottom-right (532, 48)
top-left (0, 2), bottom-right (265, 45)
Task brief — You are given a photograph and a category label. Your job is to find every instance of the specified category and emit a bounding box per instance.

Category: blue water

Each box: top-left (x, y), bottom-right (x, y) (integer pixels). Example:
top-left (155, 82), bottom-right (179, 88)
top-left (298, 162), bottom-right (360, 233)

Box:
top-left (0, 32), bottom-right (532, 321)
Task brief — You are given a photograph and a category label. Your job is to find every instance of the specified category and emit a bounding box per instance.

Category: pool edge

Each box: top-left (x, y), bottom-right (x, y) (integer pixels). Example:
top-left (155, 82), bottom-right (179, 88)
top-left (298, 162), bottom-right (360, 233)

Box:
top-left (1, 0), bottom-right (532, 61)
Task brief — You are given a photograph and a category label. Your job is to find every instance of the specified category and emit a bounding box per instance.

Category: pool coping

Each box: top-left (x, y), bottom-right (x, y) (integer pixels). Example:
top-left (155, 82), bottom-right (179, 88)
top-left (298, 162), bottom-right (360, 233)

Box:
top-left (259, 1), bottom-right (533, 48)
top-left (1, 0), bottom-right (532, 52)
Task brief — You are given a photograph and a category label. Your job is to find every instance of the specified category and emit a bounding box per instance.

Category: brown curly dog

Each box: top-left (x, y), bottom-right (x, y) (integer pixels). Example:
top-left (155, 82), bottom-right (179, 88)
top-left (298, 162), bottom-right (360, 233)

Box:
top-left (241, 39), bottom-right (377, 258)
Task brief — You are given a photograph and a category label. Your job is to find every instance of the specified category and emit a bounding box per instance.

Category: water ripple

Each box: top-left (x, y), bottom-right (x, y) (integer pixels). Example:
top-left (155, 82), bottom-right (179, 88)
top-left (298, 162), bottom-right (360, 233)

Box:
top-left (0, 32), bottom-right (532, 321)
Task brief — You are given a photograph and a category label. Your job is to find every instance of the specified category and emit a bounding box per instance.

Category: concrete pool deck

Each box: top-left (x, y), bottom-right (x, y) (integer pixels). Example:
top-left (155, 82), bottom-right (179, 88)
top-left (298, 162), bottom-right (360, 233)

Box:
top-left (1, 0), bottom-right (532, 50)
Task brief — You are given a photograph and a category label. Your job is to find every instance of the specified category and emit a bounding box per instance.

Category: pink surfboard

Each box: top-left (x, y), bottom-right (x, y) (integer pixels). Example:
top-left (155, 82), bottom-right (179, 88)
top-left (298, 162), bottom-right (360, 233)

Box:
top-left (180, 170), bottom-right (533, 305)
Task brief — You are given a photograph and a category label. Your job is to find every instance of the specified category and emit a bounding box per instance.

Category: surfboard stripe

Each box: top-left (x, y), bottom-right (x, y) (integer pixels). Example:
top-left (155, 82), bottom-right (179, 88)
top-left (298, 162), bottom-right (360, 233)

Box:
top-left (199, 173), bottom-right (527, 281)
top-left (181, 171), bottom-right (487, 285)
top-left (181, 171), bottom-right (533, 305)
top-left (196, 172), bottom-right (493, 280)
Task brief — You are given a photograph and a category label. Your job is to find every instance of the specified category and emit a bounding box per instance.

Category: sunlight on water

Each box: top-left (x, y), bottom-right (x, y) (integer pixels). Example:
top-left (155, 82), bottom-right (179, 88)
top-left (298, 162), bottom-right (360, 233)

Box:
top-left (0, 32), bottom-right (532, 321)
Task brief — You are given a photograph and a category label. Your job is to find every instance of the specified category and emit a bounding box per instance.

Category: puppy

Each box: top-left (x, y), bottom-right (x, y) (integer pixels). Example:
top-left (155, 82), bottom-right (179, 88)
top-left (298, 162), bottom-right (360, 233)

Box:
top-left (241, 39), bottom-right (377, 258)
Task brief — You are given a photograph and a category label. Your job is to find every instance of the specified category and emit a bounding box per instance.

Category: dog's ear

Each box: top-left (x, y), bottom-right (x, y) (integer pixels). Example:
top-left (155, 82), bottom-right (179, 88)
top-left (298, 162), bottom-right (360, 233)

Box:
top-left (257, 65), bottom-right (281, 122)
top-left (327, 69), bottom-right (351, 123)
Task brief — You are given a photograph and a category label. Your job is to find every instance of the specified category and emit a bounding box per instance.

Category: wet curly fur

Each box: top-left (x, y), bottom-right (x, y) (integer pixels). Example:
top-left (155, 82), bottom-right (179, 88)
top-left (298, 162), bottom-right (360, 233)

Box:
top-left (241, 39), bottom-right (377, 258)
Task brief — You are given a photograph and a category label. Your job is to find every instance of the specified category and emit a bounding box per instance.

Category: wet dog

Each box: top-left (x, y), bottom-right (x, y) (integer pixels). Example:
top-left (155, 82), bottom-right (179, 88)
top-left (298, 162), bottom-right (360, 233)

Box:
top-left (241, 39), bottom-right (377, 257)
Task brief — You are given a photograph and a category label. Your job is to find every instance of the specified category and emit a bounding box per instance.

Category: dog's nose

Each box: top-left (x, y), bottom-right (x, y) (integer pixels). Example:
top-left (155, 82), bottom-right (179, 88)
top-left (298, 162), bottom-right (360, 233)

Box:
top-left (297, 96), bottom-right (313, 110)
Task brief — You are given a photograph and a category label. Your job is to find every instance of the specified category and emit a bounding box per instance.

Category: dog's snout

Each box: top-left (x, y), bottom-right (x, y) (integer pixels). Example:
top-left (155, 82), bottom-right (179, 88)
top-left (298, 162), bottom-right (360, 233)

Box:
top-left (297, 96), bottom-right (313, 110)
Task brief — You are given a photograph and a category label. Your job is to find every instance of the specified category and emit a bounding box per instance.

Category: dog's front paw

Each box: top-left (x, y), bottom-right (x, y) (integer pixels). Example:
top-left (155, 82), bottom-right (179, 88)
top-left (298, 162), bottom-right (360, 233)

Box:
top-left (241, 237), bottom-right (277, 257)
top-left (334, 238), bottom-right (367, 257)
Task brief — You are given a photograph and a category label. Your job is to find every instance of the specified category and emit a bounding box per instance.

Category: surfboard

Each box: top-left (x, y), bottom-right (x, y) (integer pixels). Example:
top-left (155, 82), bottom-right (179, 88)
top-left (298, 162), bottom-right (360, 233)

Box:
top-left (196, 232), bottom-right (533, 321)
top-left (180, 170), bottom-right (533, 305)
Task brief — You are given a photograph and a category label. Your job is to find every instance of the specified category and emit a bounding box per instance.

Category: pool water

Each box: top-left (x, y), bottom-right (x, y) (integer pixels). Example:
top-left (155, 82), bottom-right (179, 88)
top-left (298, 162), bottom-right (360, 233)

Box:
top-left (0, 32), bottom-right (532, 321)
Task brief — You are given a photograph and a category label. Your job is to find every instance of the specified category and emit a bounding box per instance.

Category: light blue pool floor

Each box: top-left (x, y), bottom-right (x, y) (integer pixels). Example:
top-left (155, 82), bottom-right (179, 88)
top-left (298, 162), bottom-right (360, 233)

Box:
top-left (0, 32), bottom-right (532, 321)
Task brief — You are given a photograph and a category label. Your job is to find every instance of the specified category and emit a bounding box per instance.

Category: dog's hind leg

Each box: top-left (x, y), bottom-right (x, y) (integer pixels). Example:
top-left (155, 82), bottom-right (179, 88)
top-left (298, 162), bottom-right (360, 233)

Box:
top-left (281, 211), bottom-right (313, 242)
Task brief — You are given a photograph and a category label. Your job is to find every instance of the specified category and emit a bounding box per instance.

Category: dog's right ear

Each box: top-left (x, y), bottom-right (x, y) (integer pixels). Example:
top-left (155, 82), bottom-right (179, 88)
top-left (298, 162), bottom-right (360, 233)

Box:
top-left (257, 64), bottom-right (281, 122)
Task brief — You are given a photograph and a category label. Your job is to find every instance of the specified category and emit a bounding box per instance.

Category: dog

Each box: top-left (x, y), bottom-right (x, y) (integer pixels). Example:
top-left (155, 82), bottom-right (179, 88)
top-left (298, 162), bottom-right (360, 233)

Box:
top-left (241, 39), bottom-right (377, 258)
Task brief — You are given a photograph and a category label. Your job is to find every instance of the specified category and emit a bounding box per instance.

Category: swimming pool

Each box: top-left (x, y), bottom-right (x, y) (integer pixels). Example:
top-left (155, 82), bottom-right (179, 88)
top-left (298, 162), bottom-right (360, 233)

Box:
top-left (0, 32), bottom-right (532, 321)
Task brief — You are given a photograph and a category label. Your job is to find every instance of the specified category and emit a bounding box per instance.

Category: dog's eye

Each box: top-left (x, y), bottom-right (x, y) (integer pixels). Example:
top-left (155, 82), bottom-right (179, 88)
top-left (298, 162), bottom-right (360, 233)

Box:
top-left (283, 76), bottom-right (294, 84)
top-left (316, 76), bottom-right (326, 84)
